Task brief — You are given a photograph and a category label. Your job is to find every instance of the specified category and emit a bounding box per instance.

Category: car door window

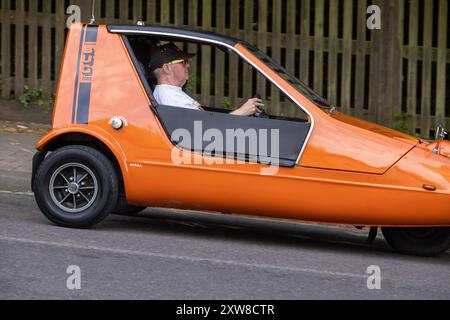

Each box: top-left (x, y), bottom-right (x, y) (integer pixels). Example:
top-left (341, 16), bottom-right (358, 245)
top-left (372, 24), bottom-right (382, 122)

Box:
top-left (126, 37), bottom-right (311, 167)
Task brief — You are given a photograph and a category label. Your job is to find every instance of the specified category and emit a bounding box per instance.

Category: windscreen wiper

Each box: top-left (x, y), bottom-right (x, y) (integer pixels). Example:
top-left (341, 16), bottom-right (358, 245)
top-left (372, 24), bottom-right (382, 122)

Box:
top-left (312, 98), bottom-right (337, 116)
top-left (313, 98), bottom-right (331, 107)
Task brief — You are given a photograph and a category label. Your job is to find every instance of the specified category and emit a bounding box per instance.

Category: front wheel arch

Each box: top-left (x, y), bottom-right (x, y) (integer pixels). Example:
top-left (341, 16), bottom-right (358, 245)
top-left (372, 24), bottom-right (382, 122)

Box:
top-left (34, 145), bottom-right (119, 227)
top-left (34, 132), bottom-right (128, 208)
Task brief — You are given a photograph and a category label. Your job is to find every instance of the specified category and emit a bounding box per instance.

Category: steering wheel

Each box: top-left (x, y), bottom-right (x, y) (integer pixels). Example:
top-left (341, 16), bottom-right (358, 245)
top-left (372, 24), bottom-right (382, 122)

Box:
top-left (252, 94), bottom-right (270, 119)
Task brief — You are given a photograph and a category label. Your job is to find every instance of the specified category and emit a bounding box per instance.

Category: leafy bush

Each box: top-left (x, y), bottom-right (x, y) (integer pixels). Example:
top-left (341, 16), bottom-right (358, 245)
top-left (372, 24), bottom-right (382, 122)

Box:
top-left (393, 112), bottom-right (410, 134)
top-left (222, 97), bottom-right (231, 109)
top-left (19, 86), bottom-right (54, 112)
top-left (19, 86), bottom-right (45, 107)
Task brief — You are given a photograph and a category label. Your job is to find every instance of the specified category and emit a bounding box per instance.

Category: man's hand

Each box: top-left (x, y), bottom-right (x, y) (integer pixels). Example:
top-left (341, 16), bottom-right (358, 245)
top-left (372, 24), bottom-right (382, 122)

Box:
top-left (230, 98), bottom-right (265, 116)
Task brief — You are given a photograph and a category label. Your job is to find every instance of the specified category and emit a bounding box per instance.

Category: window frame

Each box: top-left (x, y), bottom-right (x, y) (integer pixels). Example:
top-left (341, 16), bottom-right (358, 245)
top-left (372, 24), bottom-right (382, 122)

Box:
top-left (115, 27), bottom-right (315, 165)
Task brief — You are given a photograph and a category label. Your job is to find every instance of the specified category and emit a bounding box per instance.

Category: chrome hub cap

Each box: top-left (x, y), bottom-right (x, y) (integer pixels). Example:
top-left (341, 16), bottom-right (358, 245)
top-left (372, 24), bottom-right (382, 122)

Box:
top-left (49, 163), bottom-right (98, 213)
top-left (68, 182), bottom-right (80, 194)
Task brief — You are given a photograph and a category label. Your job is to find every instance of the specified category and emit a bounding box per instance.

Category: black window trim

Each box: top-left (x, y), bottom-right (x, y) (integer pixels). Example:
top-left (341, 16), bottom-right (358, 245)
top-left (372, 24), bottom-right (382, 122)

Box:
top-left (121, 34), bottom-right (158, 107)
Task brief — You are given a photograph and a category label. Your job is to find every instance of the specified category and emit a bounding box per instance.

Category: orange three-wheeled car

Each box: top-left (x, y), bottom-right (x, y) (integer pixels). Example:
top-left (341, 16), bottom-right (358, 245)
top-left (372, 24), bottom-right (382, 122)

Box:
top-left (32, 23), bottom-right (450, 257)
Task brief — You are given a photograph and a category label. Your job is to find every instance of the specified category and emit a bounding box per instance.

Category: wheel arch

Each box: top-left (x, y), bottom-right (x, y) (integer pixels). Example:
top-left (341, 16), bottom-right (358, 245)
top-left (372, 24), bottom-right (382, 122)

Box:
top-left (33, 129), bottom-right (129, 201)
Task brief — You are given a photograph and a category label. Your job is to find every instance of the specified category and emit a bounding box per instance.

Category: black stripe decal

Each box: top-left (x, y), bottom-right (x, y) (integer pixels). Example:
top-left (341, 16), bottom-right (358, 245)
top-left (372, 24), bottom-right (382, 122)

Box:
top-left (76, 83), bottom-right (92, 124)
top-left (71, 26), bottom-right (87, 124)
top-left (72, 25), bottom-right (98, 125)
top-left (85, 26), bottom-right (98, 43)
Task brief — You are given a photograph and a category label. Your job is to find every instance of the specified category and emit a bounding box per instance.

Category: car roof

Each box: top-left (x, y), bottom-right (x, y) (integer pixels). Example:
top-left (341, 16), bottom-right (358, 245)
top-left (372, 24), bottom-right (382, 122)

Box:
top-left (107, 24), bottom-right (241, 47)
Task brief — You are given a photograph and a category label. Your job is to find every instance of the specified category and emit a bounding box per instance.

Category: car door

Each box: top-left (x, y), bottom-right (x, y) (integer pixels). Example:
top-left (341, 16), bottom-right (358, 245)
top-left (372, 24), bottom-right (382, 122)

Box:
top-left (121, 31), bottom-right (313, 214)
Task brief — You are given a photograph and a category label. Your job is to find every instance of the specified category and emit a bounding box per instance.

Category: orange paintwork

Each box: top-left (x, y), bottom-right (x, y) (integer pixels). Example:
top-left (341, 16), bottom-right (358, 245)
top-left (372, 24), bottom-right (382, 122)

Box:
top-left (37, 24), bottom-right (450, 227)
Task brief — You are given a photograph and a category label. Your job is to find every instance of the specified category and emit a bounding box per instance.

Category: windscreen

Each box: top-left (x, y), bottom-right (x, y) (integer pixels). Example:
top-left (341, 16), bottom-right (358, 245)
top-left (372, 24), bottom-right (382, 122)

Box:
top-left (241, 42), bottom-right (332, 108)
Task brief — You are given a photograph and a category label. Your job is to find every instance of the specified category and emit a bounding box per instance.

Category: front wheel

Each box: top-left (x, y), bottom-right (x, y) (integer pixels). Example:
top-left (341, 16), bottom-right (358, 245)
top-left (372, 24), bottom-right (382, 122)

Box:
top-left (381, 227), bottom-right (450, 257)
top-left (33, 145), bottom-right (119, 228)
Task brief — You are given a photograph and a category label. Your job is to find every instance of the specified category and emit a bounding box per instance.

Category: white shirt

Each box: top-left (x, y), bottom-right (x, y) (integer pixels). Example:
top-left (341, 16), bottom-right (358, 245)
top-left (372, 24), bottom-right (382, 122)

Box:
top-left (153, 84), bottom-right (201, 110)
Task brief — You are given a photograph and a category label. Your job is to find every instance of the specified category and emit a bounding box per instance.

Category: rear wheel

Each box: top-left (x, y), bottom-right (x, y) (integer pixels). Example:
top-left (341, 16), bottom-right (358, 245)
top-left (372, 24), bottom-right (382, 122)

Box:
top-left (33, 145), bottom-right (119, 228)
top-left (381, 227), bottom-right (450, 257)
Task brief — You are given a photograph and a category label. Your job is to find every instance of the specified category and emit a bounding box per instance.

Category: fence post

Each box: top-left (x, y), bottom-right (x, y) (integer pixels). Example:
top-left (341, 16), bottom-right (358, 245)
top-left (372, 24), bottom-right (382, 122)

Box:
top-left (1, 0), bottom-right (11, 98)
top-left (41, 0), bottom-right (52, 97)
top-left (28, 0), bottom-right (39, 90)
top-left (55, 0), bottom-right (66, 86)
top-left (341, 0), bottom-right (353, 115)
top-left (406, 0), bottom-right (418, 134)
top-left (368, 0), bottom-right (403, 128)
top-left (354, 0), bottom-right (368, 119)
top-left (72, 0), bottom-right (92, 23)
top-left (436, 0), bottom-right (448, 129)
top-left (327, 0), bottom-right (338, 108)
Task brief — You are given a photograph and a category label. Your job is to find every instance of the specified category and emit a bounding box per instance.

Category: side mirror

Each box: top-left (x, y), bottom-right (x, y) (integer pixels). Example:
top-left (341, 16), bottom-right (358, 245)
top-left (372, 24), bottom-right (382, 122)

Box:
top-left (435, 125), bottom-right (448, 141)
top-left (433, 124), bottom-right (448, 155)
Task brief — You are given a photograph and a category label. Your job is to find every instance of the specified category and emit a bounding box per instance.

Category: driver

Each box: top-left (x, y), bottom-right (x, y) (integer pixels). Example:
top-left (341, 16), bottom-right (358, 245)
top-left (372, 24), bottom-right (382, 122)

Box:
top-left (149, 43), bottom-right (264, 116)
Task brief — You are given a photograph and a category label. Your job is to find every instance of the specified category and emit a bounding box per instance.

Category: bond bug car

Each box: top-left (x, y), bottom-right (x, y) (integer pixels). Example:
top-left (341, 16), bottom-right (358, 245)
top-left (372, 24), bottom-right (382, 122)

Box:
top-left (32, 23), bottom-right (450, 257)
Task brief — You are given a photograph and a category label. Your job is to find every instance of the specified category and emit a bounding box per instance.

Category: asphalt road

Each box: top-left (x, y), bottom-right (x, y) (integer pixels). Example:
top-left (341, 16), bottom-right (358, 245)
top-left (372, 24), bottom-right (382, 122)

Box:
top-left (1, 168), bottom-right (450, 300)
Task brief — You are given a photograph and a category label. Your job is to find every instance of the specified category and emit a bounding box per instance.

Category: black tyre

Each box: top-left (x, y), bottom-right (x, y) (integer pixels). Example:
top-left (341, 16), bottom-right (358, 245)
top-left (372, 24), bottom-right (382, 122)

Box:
top-left (33, 145), bottom-right (119, 228)
top-left (112, 196), bottom-right (146, 216)
top-left (382, 227), bottom-right (450, 257)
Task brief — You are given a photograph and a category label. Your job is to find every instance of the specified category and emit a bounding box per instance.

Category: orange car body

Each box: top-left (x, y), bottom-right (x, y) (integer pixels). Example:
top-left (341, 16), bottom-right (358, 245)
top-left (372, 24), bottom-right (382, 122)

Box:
top-left (36, 23), bottom-right (450, 227)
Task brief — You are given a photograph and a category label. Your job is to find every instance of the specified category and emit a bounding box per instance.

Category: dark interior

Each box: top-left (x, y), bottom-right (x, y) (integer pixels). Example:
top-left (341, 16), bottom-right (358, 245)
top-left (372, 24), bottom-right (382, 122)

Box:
top-left (127, 35), bottom-right (159, 90)
top-left (155, 105), bottom-right (311, 167)
top-left (124, 35), bottom-right (311, 167)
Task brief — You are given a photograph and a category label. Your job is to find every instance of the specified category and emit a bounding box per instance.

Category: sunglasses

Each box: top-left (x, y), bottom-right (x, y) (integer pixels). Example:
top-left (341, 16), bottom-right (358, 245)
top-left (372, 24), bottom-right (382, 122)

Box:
top-left (166, 59), bottom-right (188, 66)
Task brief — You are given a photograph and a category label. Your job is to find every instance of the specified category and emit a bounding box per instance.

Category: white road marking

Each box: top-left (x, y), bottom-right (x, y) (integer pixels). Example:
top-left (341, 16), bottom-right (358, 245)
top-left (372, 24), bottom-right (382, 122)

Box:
top-left (20, 148), bottom-right (33, 154)
top-left (0, 234), bottom-right (366, 279)
top-left (0, 190), bottom-right (34, 196)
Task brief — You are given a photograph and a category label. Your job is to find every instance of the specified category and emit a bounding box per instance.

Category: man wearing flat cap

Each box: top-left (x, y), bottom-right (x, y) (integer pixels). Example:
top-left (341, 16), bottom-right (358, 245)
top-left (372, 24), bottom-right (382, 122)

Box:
top-left (149, 43), bottom-right (263, 116)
